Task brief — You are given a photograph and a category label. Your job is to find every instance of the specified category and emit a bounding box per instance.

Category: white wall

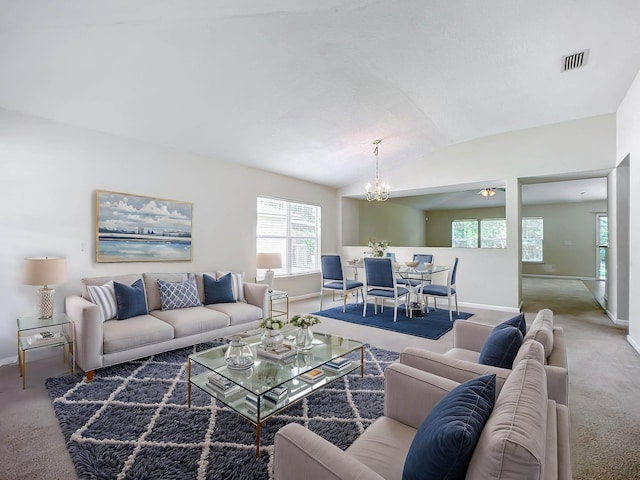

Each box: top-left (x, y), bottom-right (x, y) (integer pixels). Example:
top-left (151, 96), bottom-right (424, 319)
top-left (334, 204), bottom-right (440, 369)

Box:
top-left (0, 109), bottom-right (338, 363)
top-left (616, 69), bottom-right (640, 353)
top-left (340, 115), bottom-right (617, 312)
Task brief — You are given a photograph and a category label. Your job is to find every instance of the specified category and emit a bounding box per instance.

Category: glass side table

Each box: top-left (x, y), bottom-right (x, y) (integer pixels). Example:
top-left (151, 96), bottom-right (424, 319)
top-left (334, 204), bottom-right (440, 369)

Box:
top-left (268, 290), bottom-right (289, 320)
top-left (17, 313), bottom-right (74, 389)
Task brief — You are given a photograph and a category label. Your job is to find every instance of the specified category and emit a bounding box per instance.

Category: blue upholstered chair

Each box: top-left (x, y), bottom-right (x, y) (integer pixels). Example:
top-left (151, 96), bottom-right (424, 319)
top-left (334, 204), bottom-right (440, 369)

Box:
top-left (320, 255), bottom-right (364, 312)
top-left (420, 257), bottom-right (459, 322)
top-left (384, 252), bottom-right (397, 262)
top-left (363, 257), bottom-right (410, 322)
top-left (413, 254), bottom-right (434, 268)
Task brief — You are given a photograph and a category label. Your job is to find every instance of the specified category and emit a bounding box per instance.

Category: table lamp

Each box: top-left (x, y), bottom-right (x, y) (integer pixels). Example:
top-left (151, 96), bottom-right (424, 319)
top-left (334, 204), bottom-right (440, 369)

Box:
top-left (256, 252), bottom-right (282, 291)
top-left (23, 256), bottom-right (67, 318)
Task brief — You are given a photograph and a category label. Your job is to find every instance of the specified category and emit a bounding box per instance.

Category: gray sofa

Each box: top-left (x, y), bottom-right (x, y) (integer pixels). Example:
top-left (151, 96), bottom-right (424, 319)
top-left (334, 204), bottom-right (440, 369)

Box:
top-left (65, 272), bottom-right (268, 380)
top-left (274, 358), bottom-right (571, 480)
top-left (401, 309), bottom-right (569, 405)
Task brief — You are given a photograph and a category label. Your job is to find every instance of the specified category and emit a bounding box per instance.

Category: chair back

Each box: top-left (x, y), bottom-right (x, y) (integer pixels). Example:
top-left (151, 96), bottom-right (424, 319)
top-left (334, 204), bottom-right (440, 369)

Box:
top-left (413, 254), bottom-right (433, 264)
top-left (385, 252), bottom-right (397, 262)
top-left (450, 257), bottom-right (459, 287)
top-left (321, 255), bottom-right (344, 281)
top-left (364, 257), bottom-right (395, 288)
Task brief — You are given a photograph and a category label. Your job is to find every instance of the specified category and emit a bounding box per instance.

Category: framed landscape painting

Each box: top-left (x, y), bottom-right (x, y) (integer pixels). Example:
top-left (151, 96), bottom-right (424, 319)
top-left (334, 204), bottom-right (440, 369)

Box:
top-left (96, 190), bottom-right (193, 262)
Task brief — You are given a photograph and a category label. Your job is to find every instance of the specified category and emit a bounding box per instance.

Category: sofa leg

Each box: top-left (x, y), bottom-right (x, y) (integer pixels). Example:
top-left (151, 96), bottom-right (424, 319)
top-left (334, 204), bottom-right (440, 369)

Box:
top-left (86, 370), bottom-right (94, 382)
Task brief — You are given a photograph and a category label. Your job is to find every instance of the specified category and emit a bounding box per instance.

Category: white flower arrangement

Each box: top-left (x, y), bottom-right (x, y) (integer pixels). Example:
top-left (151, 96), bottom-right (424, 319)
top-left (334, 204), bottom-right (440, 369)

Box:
top-left (259, 317), bottom-right (286, 330)
top-left (368, 240), bottom-right (391, 258)
top-left (289, 314), bottom-right (321, 328)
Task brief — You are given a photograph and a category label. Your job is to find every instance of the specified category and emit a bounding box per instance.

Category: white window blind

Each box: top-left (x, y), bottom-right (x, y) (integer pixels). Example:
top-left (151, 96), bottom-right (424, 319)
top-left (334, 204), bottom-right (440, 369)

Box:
top-left (257, 197), bottom-right (321, 275)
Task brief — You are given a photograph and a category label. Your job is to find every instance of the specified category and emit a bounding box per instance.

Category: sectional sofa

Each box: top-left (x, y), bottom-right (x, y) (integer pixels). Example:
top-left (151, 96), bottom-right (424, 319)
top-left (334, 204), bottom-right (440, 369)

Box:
top-left (275, 358), bottom-right (571, 479)
top-left (65, 271), bottom-right (269, 380)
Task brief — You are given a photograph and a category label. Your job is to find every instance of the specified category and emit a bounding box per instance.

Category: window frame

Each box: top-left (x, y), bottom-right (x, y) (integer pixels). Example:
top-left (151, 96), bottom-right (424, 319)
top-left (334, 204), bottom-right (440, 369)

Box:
top-left (451, 219), bottom-right (479, 248)
top-left (521, 217), bottom-right (544, 263)
top-left (480, 218), bottom-right (507, 249)
top-left (256, 196), bottom-right (321, 277)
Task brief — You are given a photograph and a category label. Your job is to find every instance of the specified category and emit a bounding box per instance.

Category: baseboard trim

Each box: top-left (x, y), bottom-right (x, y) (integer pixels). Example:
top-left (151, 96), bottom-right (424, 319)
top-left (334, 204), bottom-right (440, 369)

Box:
top-left (458, 302), bottom-right (520, 314)
top-left (0, 355), bottom-right (17, 367)
top-left (522, 274), bottom-right (596, 281)
top-left (627, 335), bottom-right (640, 356)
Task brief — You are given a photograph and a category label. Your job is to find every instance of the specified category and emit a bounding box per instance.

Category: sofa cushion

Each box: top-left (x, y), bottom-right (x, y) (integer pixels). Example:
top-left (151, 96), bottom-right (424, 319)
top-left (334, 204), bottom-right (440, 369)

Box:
top-left (499, 313), bottom-right (527, 337)
top-left (512, 338), bottom-right (545, 367)
top-left (216, 271), bottom-right (246, 302)
top-left (151, 306), bottom-right (230, 337)
top-left (81, 273), bottom-right (142, 301)
top-left (103, 314), bottom-right (174, 354)
top-left (143, 273), bottom-right (188, 312)
top-left (402, 374), bottom-right (496, 480)
top-left (87, 280), bottom-right (117, 322)
top-left (205, 302), bottom-right (263, 326)
top-left (523, 309), bottom-right (554, 358)
top-left (157, 273), bottom-right (202, 311)
top-left (114, 279), bottom-right (149, 320)
top-left (346, 417), bottom-right (416, 480)
top-left (467, 359), bottom-right (548, 479)
top-left (204, 273), bottom-right (236, 304)
top-left (478, 325), bottom-right (523, 369)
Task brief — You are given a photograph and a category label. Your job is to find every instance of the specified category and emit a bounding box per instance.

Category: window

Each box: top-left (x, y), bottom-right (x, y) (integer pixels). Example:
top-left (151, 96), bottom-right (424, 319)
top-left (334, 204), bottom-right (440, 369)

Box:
top-left (480, 218), bottom-right (507, 248)
top-left (452, 219), bottom-right (478, 248)
top-left (257, 197), bottom-right (321, 276)
top-left (522, 217), bottom-right (543, 262)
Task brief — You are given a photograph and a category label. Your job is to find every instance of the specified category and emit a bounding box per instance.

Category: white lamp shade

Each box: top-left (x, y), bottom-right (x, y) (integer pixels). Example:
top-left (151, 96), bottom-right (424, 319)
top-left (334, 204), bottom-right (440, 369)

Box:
top-left (256, 252), bottom-right (282, 270)
top-left (24, 257), bottom-right (67, 286)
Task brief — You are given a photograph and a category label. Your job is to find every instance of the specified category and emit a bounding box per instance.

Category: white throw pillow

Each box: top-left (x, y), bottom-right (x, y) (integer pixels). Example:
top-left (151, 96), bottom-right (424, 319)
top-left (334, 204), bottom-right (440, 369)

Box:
top-left (216, 271), bottom-right (245, 302)
top-left (87, 280), bottom-right (117, 322)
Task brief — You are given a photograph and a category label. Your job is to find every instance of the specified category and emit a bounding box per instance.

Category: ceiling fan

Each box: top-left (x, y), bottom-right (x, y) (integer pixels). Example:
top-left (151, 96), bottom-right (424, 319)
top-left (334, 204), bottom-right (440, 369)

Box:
top-left (478, 187), bottom-right (506, 198)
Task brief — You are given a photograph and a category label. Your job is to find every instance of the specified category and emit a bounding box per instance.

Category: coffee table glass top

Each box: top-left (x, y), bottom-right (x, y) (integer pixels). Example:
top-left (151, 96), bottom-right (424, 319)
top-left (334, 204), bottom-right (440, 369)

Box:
top-left (189, 329), bottom-right (363, 397)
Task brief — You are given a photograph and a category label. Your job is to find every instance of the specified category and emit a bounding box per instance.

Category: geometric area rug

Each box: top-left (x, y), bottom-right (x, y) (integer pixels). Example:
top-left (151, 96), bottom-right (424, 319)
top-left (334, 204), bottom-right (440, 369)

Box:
top-left (45, 342), bottom-right (399, 480)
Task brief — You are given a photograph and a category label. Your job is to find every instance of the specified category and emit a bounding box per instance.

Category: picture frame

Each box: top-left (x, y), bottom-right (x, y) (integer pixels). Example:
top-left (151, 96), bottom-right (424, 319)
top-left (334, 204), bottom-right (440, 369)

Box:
top-left (96, 190), bottom-right (193, 262)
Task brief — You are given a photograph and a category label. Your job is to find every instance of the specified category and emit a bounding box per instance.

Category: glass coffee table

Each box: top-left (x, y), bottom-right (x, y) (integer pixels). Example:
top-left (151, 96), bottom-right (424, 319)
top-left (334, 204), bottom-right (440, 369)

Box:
top-left (188, 329), bottom-right (364, 456)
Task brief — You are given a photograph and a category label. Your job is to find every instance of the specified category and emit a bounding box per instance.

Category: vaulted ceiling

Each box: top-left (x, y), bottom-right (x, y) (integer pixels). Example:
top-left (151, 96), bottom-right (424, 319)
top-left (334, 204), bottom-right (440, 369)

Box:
top-left (1, 1), bottom-right (639, 188)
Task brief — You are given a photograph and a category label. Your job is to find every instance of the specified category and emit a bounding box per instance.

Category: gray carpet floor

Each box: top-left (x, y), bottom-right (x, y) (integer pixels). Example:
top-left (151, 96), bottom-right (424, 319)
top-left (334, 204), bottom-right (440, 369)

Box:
top-left (0, 277), bottom-right (638, 479)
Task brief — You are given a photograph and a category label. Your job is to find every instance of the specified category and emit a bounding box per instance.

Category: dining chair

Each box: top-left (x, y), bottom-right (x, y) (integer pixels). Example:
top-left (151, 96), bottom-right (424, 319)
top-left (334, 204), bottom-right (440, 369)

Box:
top-left (413, 254), bottom-right (433, 268)
top-left (384, 252), bottom-right (397, 262)
top-left (320, 255), bottom-right (364, 312)
top-left (362, 257), bottom-right (410, 322)
top-left (397, 253), bottom-right (435, 295)
top-left (420, 257), bottom-right (459, 322)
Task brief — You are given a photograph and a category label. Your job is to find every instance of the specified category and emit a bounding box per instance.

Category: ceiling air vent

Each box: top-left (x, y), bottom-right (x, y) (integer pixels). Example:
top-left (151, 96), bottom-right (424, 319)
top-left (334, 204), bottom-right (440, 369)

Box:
top-left (562, 50), bottom-right (588, 72)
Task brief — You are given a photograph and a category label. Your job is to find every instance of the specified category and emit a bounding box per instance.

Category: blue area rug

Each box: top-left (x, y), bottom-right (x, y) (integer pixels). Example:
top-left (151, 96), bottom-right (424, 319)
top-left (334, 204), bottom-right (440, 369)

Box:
top-left (45, 342), bottom-right (398, 480)
top-left (312, 303), bottom-right (474, 340)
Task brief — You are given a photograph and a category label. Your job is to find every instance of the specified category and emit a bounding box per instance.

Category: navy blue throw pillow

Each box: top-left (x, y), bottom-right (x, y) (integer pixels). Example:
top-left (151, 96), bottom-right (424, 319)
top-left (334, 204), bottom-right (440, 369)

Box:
top-left (496, 313), bottom-right (527, 337)
top-left (114, 278), bottom-right (148, 320)
top-left (203, 273), bottom-right (236, 304)
top-left (478, 325), bottom-right (523, 368)
top-left (402, 374), bottom-right (496, 480)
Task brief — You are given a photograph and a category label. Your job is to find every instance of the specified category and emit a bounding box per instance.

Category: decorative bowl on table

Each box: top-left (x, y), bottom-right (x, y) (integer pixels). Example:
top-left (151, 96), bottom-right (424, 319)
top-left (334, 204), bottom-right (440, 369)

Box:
top-left (405, 261), bottom-right (419, 267)
top-left (424, 263), bottom-right (433, 268)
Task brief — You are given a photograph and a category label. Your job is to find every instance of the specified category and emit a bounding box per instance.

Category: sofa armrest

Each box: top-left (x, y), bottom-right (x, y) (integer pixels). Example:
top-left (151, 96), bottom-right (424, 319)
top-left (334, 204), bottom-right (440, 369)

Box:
top-left (556, 403), bottom-right (572, 480)
top-left (452, 319), bottom-right (493, 351)
top-left (384, 363), bottom-right (460, 429)
top-left (243, 282), bottom-right (269, 315)
top-left (274, 423), bottom-right (384, 480)
top-left (549, 327), bottom-right (568, 369)
top-left (545, 364), bottom-right (569, 406)
top-left (400, 347), bottom-right (510, 396)
top-left (65, 295), bottom-right (103, 373)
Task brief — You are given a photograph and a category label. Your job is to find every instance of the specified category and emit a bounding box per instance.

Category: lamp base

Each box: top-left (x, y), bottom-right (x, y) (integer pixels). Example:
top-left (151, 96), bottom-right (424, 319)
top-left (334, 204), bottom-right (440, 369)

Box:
top-left (37, 287), bottom-right (55, 318)
top-left (264, 270), bottom-right (275, 292)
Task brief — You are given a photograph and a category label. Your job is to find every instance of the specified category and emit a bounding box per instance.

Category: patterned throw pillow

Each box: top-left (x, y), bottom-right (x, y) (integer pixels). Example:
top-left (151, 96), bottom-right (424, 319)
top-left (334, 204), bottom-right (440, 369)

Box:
top-left (216, 271), bottom-right (245, 302)
top-left (87, 280), bottom-right (117, 322)
top-left (157, 273), bottom-right (202, 311)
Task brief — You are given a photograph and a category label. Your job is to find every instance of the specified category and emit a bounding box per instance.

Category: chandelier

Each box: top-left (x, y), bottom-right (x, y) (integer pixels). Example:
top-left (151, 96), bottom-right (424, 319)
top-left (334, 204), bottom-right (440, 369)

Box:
top-left (365, 139), bottom-right (390, 202)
